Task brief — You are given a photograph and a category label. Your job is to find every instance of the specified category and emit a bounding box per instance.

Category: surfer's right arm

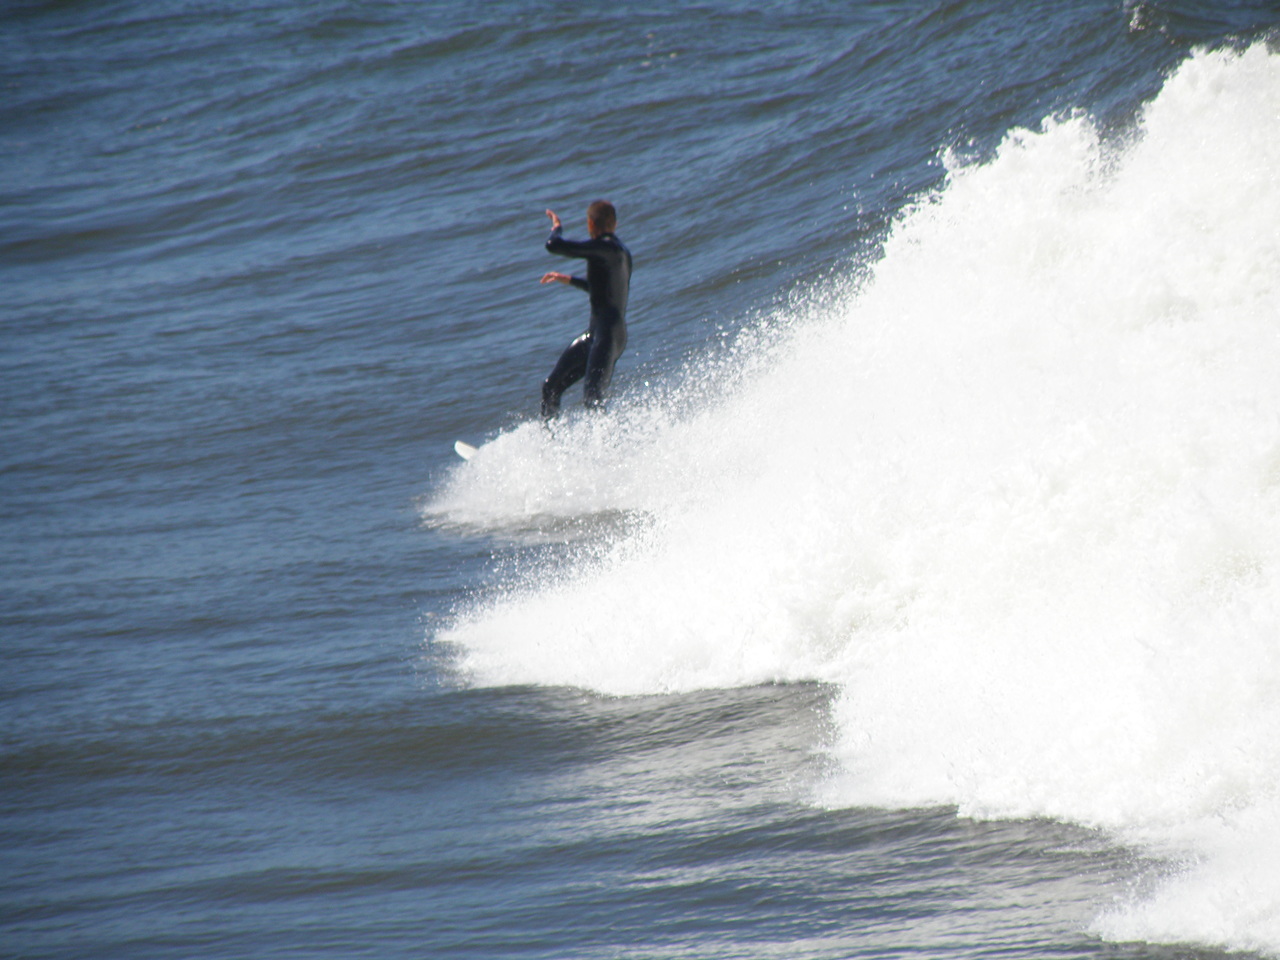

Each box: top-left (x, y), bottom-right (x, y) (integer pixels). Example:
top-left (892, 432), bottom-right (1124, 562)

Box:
top-left (540, 271), bottom-right (589, 291)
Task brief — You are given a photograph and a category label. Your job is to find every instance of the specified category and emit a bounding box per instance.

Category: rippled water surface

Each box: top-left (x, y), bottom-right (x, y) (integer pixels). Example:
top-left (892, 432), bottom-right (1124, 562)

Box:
top-left (5, 2), bottom-right (1280, 958)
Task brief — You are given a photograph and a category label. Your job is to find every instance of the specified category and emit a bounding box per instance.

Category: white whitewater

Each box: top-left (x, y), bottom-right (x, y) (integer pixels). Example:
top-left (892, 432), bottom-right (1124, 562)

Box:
top-left (430, 44), bottom-right (1280, 955)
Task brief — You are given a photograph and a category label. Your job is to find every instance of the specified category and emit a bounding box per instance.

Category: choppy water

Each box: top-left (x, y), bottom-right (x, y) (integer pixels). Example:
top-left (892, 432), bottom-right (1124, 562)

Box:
top-left (5, 2), bottom-right (1280, 958)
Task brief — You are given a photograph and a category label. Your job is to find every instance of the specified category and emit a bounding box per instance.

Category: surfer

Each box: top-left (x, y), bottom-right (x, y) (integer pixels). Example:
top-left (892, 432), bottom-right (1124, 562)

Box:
top-left (538, 201), bottom-right (632, 418)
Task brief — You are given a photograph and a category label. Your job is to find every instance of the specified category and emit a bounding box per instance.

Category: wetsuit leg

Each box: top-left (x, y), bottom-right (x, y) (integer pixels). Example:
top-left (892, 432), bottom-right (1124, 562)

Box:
top-left (582, 322), bottom-right (627, 410)
top-left (542, 332), bottom-right (591, 418)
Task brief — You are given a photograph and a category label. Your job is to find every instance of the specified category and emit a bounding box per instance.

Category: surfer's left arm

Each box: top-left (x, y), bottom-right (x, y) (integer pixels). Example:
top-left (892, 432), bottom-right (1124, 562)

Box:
top-left (541, 210), bottom-right (589, 290)
top-left (545, 210), bottom-right (601, 261)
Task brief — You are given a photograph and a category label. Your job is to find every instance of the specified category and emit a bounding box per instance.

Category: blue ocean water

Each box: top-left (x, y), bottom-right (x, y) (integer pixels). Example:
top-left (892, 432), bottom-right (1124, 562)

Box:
top-left (5, 1), bottom-right (1280, 957)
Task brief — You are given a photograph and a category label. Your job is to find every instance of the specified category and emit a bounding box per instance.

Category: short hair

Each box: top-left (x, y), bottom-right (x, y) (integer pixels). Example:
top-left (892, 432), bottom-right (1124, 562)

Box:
top-left (587, 200), bottom-right (617, 233)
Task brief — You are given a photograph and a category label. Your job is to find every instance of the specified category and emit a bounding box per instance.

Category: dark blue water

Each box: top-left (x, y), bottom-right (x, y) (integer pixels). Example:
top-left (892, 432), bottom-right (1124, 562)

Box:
top-left (5, 2), bottom-right (1280, 958)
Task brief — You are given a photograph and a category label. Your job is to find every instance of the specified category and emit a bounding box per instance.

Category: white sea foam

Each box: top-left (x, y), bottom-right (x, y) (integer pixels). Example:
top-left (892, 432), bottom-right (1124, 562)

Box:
top-left (429, 44), bottom-right (1280, 955)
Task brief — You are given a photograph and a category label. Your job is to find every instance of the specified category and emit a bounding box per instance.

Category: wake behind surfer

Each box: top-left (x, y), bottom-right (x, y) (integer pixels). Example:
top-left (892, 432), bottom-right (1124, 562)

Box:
top-left (538, 200), bottom-right (632, 418)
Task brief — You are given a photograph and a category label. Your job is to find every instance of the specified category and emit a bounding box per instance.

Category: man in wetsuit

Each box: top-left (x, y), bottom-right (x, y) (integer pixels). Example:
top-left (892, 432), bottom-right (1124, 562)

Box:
top-left (538, 200), bottom-right (632, 418)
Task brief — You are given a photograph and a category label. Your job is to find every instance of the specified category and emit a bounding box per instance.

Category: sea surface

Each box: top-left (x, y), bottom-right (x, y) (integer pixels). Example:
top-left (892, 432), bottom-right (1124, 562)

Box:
top-left (5, 2), bottom-right (1280, 958)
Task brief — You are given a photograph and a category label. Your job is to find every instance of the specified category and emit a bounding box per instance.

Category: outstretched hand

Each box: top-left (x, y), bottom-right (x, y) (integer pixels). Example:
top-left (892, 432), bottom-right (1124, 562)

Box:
top-left (545, 209), bottom-right (562, 231)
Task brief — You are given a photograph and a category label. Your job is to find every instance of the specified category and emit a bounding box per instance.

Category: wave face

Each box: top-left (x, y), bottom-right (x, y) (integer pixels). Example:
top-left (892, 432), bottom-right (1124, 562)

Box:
top-left (430, 43), bottom-right (1280, 955)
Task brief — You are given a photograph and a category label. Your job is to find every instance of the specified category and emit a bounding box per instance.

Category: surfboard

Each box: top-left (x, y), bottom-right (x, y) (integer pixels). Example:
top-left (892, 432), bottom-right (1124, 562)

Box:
top-left (454, 440), bottom-right (479, 461)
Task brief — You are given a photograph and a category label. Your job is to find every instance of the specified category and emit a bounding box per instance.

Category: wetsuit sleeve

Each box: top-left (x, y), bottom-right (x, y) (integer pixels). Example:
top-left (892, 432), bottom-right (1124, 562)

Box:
top-left (547, 226), bottom-right (593, 292)
top-left (546, 227), bottom-right (599, 260)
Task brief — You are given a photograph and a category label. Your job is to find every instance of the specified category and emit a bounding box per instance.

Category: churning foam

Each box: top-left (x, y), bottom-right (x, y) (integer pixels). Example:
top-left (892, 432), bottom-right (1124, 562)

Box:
top-left (429, 44), bottom-right (1280, 954)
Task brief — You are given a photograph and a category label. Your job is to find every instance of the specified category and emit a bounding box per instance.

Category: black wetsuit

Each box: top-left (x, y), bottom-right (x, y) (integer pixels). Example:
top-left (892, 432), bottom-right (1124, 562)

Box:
top-left (541, 225), bottom-right (632, 418)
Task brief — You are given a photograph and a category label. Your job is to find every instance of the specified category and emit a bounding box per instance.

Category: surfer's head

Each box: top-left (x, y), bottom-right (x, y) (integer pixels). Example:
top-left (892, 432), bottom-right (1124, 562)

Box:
top-left (587, 200), bottom-right (617, 238)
